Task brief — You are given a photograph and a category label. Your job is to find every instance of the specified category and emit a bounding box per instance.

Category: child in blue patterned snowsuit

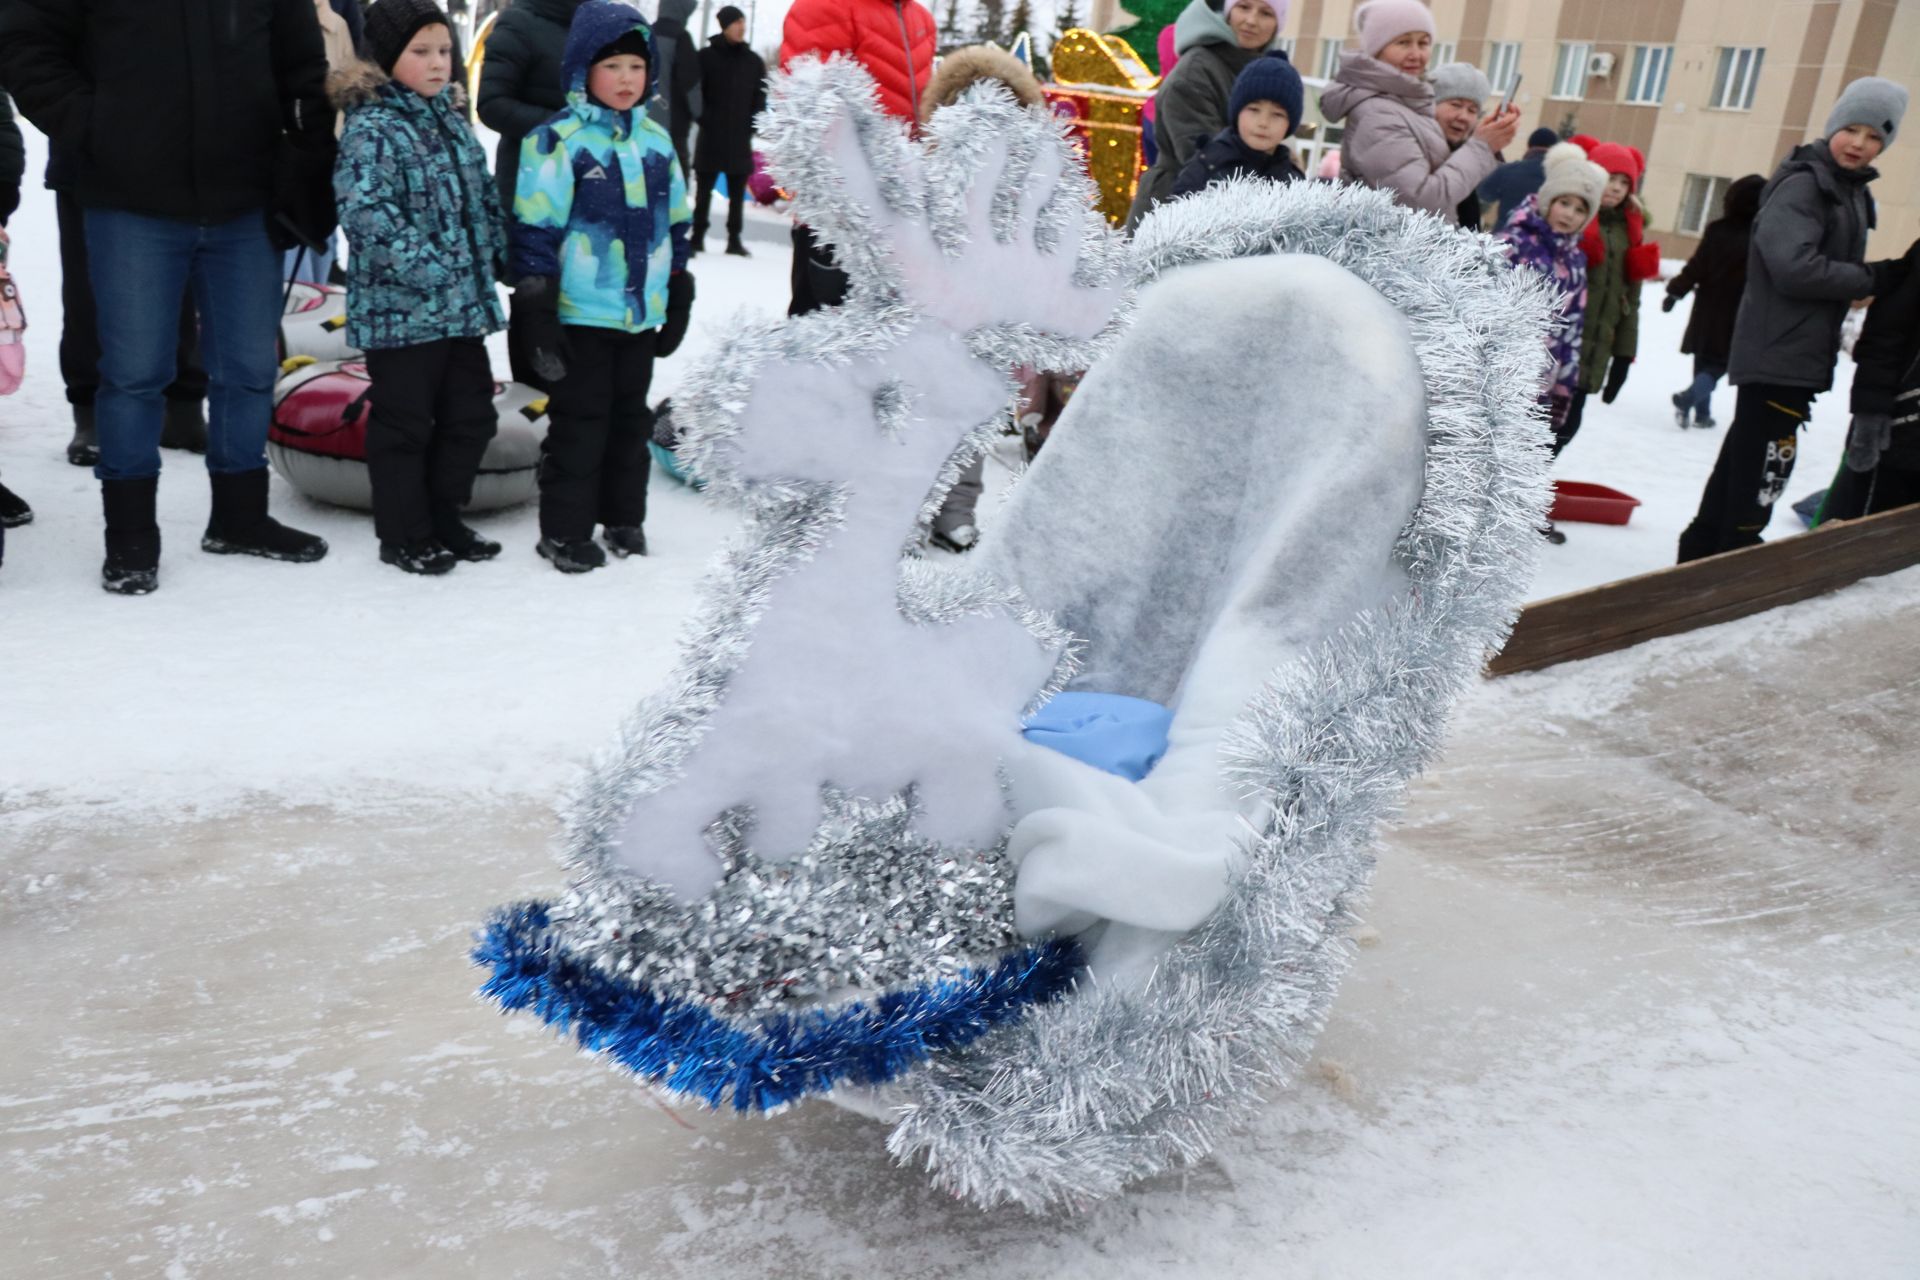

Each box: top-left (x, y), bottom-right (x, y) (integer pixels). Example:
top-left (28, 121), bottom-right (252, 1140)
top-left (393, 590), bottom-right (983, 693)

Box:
top-left (511, 0), bottom-right (694, 572)
top-left (334, 0), bottom-right (508, 575)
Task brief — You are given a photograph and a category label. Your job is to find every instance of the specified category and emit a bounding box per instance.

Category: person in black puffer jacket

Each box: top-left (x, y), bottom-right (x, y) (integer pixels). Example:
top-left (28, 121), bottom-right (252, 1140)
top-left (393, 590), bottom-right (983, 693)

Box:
top-left (691, 5), bottom-right (768, 257)
top-left (649, 0), bottom-right (703, 175)
top-left (1663, 173), bottom-right (1764, 429)
top-left (1841, 239), bottom-right (1920, 515)
top-left (0, 0), bottom-right (335, 596)
top-left (477, 0), bottom-right (587, 386)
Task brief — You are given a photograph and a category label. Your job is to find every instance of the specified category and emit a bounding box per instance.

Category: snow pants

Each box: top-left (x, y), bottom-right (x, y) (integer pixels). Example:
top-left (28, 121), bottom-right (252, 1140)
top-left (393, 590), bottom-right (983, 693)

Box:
top-left (363, 337), bottom-right (498, 546)
top-left (1676, 383), bottom-right (1814, 564)
top-left (540, 325), bottom-right (656, 542)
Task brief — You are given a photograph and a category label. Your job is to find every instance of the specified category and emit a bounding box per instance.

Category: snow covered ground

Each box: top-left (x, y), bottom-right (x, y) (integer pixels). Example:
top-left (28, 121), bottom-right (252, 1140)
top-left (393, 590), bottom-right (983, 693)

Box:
top-left (3, 121), bottom-right (1916, 1277)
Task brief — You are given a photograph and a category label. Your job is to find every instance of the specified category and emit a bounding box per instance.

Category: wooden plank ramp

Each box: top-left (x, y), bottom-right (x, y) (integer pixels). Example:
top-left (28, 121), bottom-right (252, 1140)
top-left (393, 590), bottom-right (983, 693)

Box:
top-left (1490, 501), bottom-right (1920, 676)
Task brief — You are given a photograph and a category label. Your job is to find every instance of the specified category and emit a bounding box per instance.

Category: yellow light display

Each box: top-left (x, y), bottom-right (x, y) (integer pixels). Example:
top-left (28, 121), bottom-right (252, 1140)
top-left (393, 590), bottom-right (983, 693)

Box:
top-left (1044, 28), bottom-right (1159, 225)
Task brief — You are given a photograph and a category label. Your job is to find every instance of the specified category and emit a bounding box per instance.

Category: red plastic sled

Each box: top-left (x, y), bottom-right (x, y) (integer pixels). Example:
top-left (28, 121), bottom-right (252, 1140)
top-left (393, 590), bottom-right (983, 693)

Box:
top-left (1551, 480), bottom-right (1642, 525)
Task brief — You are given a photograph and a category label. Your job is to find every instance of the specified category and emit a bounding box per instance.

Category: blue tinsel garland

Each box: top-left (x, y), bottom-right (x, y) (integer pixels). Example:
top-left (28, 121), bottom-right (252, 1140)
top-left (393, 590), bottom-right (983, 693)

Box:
top-left (473, 901), bottom-right (1083, 1112)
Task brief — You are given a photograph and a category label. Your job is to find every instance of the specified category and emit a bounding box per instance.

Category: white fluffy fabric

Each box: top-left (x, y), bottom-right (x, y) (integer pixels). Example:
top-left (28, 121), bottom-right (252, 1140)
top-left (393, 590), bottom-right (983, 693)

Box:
top-left (987, 254), bottom-right (1427, 981)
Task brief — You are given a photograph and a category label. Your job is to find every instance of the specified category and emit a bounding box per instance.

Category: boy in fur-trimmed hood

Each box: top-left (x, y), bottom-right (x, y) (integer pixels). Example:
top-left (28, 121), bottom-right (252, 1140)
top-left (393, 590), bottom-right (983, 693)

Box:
top-left (334, 0), bottom-right (508, 575)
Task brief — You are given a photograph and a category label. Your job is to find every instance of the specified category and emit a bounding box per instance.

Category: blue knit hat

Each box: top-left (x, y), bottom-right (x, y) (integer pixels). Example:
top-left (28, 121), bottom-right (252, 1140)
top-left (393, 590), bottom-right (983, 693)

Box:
top-left (1229, 51), bottom-right (1304, 138)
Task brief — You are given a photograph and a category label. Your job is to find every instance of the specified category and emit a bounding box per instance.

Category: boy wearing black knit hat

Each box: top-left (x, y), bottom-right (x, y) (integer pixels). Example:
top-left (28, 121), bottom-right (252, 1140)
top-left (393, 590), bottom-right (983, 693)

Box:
top-left (1168, 52), bottom-right (1304, 200)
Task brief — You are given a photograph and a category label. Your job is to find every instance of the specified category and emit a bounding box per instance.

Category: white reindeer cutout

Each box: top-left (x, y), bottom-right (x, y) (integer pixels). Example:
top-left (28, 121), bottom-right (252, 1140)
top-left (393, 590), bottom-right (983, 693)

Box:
top-left (566, 58), bottom-right (1127, 902)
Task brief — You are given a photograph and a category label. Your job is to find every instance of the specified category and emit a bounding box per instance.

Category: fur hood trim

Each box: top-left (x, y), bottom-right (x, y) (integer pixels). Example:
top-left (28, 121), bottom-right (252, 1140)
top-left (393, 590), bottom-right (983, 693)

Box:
top-left (328, 59), bottom-right (471, 114)
top-left (919, 45), bottom-right (1045, 123)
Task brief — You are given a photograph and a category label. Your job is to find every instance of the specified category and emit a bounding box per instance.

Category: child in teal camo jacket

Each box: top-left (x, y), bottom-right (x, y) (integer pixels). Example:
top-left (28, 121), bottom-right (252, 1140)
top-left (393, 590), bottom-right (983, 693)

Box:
top-left (510, 0), bottom-right (694, 574)
top-left (333, 0), bottom-right (507, 576)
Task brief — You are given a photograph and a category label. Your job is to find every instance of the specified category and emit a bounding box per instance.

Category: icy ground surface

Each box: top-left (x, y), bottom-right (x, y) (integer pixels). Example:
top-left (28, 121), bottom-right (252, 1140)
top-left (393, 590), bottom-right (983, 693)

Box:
top-left (2, 120), bottom-right (1916, 1275)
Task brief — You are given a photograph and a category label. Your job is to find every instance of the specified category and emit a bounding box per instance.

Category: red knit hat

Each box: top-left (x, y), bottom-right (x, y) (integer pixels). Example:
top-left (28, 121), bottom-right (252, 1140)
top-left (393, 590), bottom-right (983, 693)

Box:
top-left (1586, 141), bottom-right (1644, 191)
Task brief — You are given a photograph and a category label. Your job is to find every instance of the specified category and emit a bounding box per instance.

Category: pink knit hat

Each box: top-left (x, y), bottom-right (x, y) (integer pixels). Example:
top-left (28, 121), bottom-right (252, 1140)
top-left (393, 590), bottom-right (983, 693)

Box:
top-left (1226, 0), bottom-right (1291, 23)
top-left (1353, 0), bottom-right (1435, 57)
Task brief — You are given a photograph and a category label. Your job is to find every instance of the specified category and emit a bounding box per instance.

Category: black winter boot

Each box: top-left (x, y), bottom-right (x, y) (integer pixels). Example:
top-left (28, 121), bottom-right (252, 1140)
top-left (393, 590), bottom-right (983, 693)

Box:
top-left (161, 399), bottom-right (209, 454)
top-left (0, 481), bottom-right (31, 528)
top-left (690, 233), bottom-right (706, 257)
top-left (725, 237), bottom-right (751, 258)
top-left (67, 404), bottom-right (99, 468)
top-left (101, 477), bottom-right (161, 595)
top-left (601, 525), bottom-right (647, 557)
top-left (432, 506), bottom-right (502, 562)
top-left (380, 539), bottom-right (458, 575)
top-left (202, 469), bottom-right (328, 562)
top-left (537, 536), bottom-right (606, 573)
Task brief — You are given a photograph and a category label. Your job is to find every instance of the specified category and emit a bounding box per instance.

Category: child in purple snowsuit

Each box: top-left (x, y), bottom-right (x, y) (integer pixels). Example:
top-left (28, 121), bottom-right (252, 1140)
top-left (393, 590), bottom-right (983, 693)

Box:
top-left (1496, 142), bottom-right (1607, 456)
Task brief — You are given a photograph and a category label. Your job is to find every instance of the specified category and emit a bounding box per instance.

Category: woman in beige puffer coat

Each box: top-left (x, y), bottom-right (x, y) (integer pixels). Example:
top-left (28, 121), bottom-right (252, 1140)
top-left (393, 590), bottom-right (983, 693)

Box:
top-left (1318, 0), bottom-right (1516, 218)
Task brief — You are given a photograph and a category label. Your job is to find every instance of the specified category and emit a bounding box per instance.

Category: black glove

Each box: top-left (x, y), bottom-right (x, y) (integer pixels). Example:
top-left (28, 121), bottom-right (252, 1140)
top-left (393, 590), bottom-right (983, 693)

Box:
top-left (1601, 359), bottom-right (1631, 404)
top-left (268, 123), bottom-right (340, 254)
top-left (1661, 293), bottom-right (1678, 313)
top-left (1846, 413), bottom-right (1892, 473)
top-left (515, 276), bottom-right (570, 383)
top-left (655, 270), bottom-right (695, 357)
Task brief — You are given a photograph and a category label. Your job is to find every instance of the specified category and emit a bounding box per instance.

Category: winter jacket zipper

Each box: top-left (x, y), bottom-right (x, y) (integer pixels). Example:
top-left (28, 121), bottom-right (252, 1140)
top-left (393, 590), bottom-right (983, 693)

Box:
top-left (894, 1), bottom-right (920, 116)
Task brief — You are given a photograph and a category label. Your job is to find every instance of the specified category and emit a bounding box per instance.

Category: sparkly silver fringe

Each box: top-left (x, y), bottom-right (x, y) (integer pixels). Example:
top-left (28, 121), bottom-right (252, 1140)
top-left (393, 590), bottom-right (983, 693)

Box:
top-left (533, 59), bottom-right (1126, 1018)
top-left (879, 178), bottom-right (1558, 1211)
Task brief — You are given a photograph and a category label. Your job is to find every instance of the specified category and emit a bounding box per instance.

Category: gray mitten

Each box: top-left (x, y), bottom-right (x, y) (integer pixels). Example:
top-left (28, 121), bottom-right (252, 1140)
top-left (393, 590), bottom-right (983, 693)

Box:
top-left (1845, 413), bottom-right (1893, 473)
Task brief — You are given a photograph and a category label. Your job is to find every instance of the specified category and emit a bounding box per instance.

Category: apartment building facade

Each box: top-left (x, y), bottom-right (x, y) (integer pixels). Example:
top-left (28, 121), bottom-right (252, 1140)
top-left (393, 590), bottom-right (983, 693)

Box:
top-left (1094, 0), bottom-right (1918, 258)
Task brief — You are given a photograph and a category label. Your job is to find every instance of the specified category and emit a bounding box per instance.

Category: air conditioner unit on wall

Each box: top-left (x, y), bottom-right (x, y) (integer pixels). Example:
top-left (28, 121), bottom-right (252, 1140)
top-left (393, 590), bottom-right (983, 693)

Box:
top-left (1588, 52), bottom-right (1616, 78)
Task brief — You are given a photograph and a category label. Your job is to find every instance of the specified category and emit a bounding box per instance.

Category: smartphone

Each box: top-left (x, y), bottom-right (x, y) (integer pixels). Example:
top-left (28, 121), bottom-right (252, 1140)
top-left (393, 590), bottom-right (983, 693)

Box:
top-left (1504, 73), bottom-right (1524, 113)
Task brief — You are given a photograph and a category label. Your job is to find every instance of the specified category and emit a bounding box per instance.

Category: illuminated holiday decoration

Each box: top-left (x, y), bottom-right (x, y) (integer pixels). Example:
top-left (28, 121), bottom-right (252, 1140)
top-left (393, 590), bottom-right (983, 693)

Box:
top-left (1043, 28), bottom-right (1158, 224)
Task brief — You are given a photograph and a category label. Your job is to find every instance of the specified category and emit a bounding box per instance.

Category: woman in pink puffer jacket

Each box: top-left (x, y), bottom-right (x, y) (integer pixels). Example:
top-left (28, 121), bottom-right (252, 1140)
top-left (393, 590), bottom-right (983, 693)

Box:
top-left (1318, 0), bottom-right (1517, 218)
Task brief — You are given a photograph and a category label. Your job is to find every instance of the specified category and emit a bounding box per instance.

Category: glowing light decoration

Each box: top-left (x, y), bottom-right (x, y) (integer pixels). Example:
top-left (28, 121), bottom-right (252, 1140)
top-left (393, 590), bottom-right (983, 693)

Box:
top-left (1044, 29), bottom-right (1159, 224)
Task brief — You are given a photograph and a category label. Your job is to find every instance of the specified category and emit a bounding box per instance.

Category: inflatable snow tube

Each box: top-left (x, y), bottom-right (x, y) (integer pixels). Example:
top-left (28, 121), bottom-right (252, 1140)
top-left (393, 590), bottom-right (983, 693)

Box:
top-left (269, 359), bottom-right (548, 512)
top-left (279, 282), bottom-right (358, 365)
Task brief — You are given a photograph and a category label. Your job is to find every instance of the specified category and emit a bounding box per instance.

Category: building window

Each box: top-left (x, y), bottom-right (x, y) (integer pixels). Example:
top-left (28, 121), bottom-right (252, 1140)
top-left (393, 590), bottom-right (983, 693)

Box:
top-left (1710, 46), bottom-right (1766, 111)
top-left (1551, 41), bottom-right (1593, 100)
top-left (1275, 36), bottom-right (1296, 58)
top-left (1319, 39), bottom-right (1344, 81)
top-left (1677, 174), bottom-right (1734, 235)
top-left (1433, 41), bottom-right (1457, 67)
top-left (1624, 45), bottom-right (1671, 105)
top-left (1483, 41), bottom-right (1521, 94)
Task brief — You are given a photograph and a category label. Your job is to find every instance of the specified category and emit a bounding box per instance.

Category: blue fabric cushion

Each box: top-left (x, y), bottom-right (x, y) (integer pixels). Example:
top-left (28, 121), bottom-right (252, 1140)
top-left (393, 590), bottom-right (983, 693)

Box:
top-left (1022, 691), bottom-right (1173, 781)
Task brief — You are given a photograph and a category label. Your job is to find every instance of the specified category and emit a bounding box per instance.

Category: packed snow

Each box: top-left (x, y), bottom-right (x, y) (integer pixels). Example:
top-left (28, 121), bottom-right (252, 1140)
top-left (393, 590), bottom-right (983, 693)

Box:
top-left (2, 117), bottom-right (1915, 1277)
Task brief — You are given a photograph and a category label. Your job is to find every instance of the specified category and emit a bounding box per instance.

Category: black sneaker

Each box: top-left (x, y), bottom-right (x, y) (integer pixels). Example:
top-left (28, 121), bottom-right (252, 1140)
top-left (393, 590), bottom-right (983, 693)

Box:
top-left (1542, 523), bottom-right (1567, 545)
top-left (436, 519), bottom-right (502, 562)
top-left (537, 536), bottom-right (607, 573)
top-left (0, 482), bottom-right (31, 528)
top-left (380, 539), bottom-right (458, 576)
top-left (602, 525), bottom-right (648, 558)
top-left (725, 238), bottom-right (752, 258)
top-left (1695, 415), bottom-right (1717, 429)
top-left (929, 523), bottom-right (978, 553)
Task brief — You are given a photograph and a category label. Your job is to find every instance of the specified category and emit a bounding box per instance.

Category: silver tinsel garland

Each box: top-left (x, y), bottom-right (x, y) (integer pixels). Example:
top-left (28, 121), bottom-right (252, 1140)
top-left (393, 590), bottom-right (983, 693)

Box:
top-left (524, 59), bottom-right (1126, 1018)
top-left (878, 178), bottom-right (1557, 1210)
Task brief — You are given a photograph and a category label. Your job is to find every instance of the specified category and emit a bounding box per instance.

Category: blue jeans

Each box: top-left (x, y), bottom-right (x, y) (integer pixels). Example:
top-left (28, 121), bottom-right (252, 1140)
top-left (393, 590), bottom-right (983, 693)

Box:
top-left (1685, 356), bottom-right (1727, 424)
top-left (283, 232), bottom-right (339, 285)
top-left (85, 208), bottom-right (280, 481)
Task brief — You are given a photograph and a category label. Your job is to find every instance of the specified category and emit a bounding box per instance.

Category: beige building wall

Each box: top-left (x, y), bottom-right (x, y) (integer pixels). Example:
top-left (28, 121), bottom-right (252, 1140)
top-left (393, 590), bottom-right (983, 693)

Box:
top-left (1217, 0), bottom-right (1919, 258)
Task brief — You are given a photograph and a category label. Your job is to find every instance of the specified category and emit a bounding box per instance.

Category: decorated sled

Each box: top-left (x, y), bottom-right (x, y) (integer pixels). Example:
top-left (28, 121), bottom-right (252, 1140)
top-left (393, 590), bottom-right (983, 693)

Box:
top-left (269, 359), bottom-right (548, 512)
top-left (473, 58), bottom-right (1555, 1211)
